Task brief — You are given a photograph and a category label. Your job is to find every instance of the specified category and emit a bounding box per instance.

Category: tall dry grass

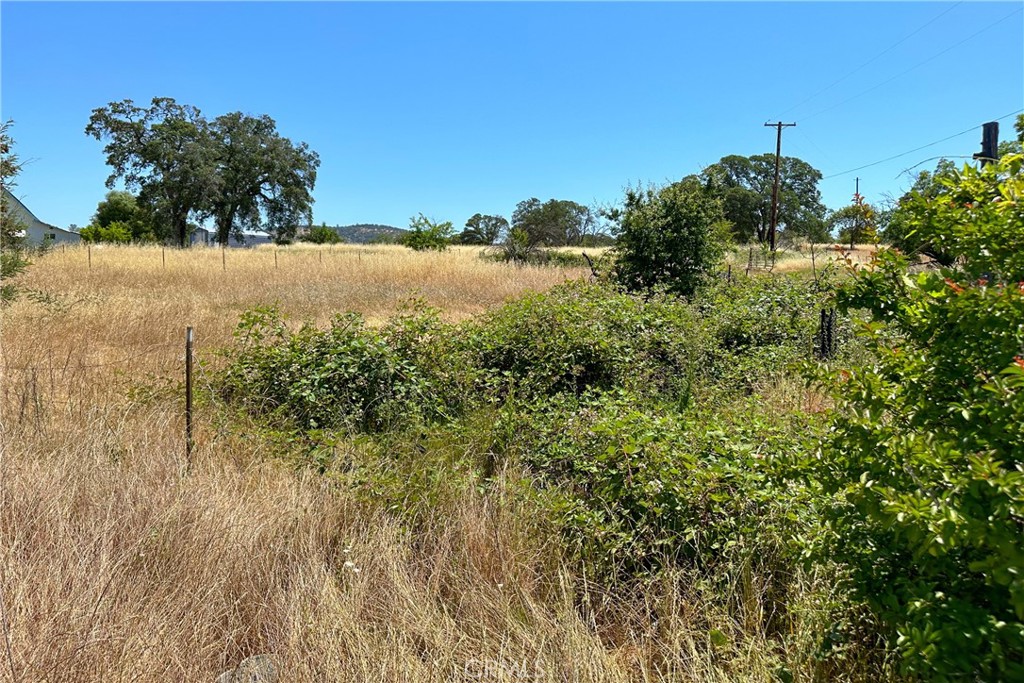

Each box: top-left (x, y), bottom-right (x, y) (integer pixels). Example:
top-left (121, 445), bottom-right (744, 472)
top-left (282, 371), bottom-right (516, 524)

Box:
top-left (725, 242), bottom-right (883, 276)
top-left (1, 244), bottom-right (862, 682)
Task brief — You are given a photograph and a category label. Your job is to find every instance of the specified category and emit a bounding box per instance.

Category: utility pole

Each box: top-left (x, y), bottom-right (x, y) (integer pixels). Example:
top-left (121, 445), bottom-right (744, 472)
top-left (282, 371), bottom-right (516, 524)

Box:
top-left (765, 121), bottom-right (796, 251)
top-left (973, 121), bottom-right (999, 167)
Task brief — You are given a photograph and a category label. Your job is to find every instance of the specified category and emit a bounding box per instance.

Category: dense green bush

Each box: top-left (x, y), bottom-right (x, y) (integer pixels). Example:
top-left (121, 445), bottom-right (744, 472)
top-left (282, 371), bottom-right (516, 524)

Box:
top-left (808, 155), bottom-right (1024, 680)
top-left (500, 389), bottom-right (815, 578)
top-left (697, 273), bottom-right (848, 391)
top-left (612, 177), bottom-right (731, 296)
top-left (401, 213), bottom-right (453, 251)
top-left (221, 275), bottom-right (837, 433)
top-left (300, 223), bottom-right (342, 244)
top-left (465, 280), bottom-right (707, 402)
top-left (221, 306), bottom-right (438, 432)
top-left (79, 221), bottom-right (133, 243)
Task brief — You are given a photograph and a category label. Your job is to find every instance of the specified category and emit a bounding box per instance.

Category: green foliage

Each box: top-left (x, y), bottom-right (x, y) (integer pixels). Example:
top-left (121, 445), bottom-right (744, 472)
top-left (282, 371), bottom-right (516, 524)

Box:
top-left (828, 202), bottom-right (879, 249)
top-left (301, 223), bottom-right (342, 244)
top-left (208, 111), bottom-right (319, 246)
top-left (1, 120), bottom-right (30, 304)
top-left (897, 154), bottom-right (1024, 281)
top-left (467, 281), bottom-right (705, 401)
top-left (401, 213), bottom-right (453, 251)
top-left (612, 177), bottom-right (731, 296)
top-left (91, 190), bottom-right (155, 241)
top-left (996, 114), bottom-right (1024, 157)
top-left (493, 226), bottom-right (537, 264)
top-left (219, 275), bottom-right (845, 614)
top-left (458, 213), bottom-right (507, 245)
top-left (511, 198), bottom-right (598, 247)
top-left (85, 98), bottom-right (319, 247)
top-left (501, 389), bottom-right (814, 578)
top-left (697, 273), bottom-right (844, 391)
top-left (807, 154), bottom-right (1024, 680)
top-left (700, 154), bottom-right (828, 244)
top-left (221, 306), bottom-right (437, 432)
top-left (884, 158), bottom-right (958, 263)
top-left (86, 98), bottom-right (217, 247)
top-left (79, 221), bottom-right (133, 243)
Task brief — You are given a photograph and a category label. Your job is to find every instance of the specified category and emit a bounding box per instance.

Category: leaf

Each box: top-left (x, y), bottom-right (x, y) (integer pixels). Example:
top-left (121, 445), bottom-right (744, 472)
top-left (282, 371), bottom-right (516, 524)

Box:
top-left (709, 628), bottom-right (729, 648)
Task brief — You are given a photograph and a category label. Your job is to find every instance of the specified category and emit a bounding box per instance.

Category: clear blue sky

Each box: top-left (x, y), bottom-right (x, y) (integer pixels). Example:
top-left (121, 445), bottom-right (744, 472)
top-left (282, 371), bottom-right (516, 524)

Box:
top-left (2, 1), bottom-right (1022, 231)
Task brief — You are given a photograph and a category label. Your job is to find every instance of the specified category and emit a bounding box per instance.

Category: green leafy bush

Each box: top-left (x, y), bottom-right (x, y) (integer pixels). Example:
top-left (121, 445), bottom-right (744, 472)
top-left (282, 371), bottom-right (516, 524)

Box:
top-left (221, 306), bottom-right (438, 432)
top-left (79, 221), bottom-right (133, 243)
top-left (300, 223), bottom-right (342, 244)
top-left (401, 213), bottom-right (453, 251)
top-left (500, 389), bottom-right (815, 579)
top-left (612, 177), bottom-right (731, 296)
top-left (465, 280), bottom-right (706, 402)
top-left (696, 273), bottom-right (848, 391)
top-left (808, 155), bottom-right (1024, 680)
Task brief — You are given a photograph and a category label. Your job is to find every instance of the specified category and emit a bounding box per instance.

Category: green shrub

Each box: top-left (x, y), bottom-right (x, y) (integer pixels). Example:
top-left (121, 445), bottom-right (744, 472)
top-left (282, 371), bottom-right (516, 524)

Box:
top-left (301, 224), bottom-right (342, 244)
top-left (612, 177), bottom-right (732, 296)
top-left (808, 155), bottom-right (1024, 680)
top-left (464, 280), bottom-right (706, 402)
top-left (80, 221), bottom-right (132, 243)
top-left (221, 306), bottom-right (438, 432)
top-left (401, 213), bottom-right (453, 251)
top-left (499, 389), bottom-right (815, 579)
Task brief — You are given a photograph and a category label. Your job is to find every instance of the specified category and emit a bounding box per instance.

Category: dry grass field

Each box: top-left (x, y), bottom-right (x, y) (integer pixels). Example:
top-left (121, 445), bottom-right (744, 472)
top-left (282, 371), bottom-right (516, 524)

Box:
top-left (0, 243), bottom-right (850, 683)
top-left (724, 243), bottom-right (882, 276)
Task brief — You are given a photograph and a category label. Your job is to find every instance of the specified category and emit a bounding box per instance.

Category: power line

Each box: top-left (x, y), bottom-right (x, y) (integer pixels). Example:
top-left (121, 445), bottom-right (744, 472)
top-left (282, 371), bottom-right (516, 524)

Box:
top-left (896, 155), bottom-right (975, 179)
top-left (802, 7), bottom-right (1022, 123)
top-left (822, 109), bottom-right (1023, 180)
top-left (777, 2), bottom-right (963, 119)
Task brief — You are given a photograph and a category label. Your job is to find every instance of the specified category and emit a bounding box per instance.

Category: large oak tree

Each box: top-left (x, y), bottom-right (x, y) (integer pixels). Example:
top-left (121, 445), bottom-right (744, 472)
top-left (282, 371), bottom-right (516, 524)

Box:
top-left (511, 198), bottom-right (596, 247)
top-left (208, 112), bottom-right (319, 246)
top-left (86, 98), bottom-right (319, 247)
top-left (700, 154), bottom-right (827, 244)
top-left (86, 98), bottom-right (217, 247)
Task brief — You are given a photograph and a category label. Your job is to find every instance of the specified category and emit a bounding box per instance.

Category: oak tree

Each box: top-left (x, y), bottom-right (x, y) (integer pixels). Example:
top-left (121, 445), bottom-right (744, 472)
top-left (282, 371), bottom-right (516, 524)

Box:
top-left (86, 98), bottom-right (217, 247)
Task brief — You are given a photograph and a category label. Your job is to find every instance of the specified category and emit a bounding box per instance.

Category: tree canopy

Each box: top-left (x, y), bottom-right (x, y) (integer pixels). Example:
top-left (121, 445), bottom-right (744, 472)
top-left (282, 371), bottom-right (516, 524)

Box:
top-left (457, 213), bottom-right (508, 245)
top-left (81, 190), bottom-right (157, 243)
top-left (511, 198), bottom-right (597, 247)
top-left (828, 201), bottom-right (878, 249)
top-left (700, 154), bottom-right (827, 244)
top-left (401, 214), bottom-right (453, 251)
top-left (882, 158), bottom-right (959, 264)
top-left (208, 112), bottom-right (318, 246)
top-left (86, 98), bottom-right (217, 247)
top-left (86, 98), bottom-right (319, 247)
top-left (301, 223), bottom-right (343, 245)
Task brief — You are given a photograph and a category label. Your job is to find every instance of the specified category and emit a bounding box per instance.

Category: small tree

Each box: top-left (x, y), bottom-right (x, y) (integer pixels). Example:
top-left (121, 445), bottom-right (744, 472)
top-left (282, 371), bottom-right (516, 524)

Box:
top-left (401, 214), bottom-right (453, 251)
top-left (828, 201), bottom-right (878, 249)
top-left (611, 178), bottom-right (730, 296)
top-left (84, 190), bottom-right (155, 242)
top-left (301, 223), bottom-right (342, 245)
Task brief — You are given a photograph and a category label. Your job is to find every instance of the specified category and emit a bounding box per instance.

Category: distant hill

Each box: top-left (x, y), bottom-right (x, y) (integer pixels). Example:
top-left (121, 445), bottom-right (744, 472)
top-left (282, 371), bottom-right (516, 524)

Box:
top-left (335, 224), bottom-right (406, 244)
top-left (300, 223), bottom-right (406, 244)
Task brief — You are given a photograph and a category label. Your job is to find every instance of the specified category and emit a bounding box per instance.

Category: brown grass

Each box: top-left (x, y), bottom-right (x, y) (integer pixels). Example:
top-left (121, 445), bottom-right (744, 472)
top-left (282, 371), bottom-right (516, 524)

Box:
top-left (1, 244), bottom-right (864, 682)
top-left (726, 243), bottom-right (883, 276)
